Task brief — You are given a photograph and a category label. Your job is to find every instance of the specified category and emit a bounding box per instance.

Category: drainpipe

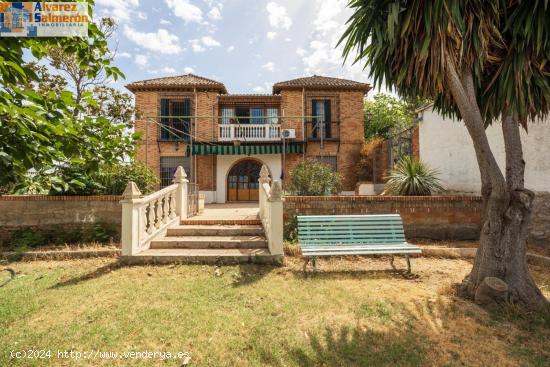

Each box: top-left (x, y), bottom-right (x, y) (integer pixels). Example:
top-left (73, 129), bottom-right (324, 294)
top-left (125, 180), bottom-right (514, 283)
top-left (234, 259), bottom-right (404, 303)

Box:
top-left (302, 87), bottom-right (305, 161)
top-left (193, 88), bottom-right (198, 185)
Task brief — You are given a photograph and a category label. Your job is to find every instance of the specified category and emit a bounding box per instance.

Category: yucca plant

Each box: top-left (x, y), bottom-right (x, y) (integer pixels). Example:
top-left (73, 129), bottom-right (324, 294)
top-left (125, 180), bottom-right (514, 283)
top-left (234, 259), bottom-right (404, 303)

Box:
top-left (385, 156), bottom-right (442, 196)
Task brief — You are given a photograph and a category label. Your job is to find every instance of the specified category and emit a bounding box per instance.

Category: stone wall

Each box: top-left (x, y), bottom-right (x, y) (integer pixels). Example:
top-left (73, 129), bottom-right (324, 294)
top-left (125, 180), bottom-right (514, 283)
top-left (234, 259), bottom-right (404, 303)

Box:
top-left (0, 195), bottom-right (122, 246)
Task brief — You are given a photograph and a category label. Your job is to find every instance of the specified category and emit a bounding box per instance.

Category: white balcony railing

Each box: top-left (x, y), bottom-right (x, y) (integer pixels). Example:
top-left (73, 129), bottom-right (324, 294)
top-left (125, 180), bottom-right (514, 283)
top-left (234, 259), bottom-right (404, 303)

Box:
top-left (218, 124), bottom-right (281, 142)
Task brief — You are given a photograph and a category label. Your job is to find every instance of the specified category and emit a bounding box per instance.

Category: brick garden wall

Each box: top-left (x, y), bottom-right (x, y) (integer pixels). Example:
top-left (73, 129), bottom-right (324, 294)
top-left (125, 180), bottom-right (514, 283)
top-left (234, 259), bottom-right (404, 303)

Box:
top-left (0, 195), bottom-right (122, 246)
top-left (284, 195), bottom-right (483, 240)
top-left (284, 195), bottom-right (550, 255)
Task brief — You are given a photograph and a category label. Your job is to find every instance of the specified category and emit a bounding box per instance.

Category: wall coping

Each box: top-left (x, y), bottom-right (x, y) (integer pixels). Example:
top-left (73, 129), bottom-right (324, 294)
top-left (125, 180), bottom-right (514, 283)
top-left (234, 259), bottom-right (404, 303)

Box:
top-left (0, 195), bottom-right (122, 201)
top-left (283, 195), bottom-right (483, 202)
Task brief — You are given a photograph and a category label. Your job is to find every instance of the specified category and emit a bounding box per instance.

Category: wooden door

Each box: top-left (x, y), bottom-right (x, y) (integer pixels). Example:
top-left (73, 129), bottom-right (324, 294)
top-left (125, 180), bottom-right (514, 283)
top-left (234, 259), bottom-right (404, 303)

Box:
top-left (227, 160), bottom-right (262, 202)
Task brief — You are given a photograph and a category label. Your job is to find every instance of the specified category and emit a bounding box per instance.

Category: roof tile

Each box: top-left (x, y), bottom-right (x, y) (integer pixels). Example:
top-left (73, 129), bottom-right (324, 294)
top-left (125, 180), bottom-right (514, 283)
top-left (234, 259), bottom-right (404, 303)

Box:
top-left (126, 73), bottom-right (227, 93)
top-left (273, 75), bottom-right (370, 93)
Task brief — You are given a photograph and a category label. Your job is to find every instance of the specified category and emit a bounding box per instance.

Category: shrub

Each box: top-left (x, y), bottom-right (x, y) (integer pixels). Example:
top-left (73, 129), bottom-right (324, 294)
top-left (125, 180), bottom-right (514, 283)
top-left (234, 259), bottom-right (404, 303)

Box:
top-left (289, 159), bottom-right (341, 196)
top-left (99, 163), bottom-right (158, 195)
top-left (284, 214), bottom-right (298, 243)
top-left (385, 156), bottom-right (443, 196)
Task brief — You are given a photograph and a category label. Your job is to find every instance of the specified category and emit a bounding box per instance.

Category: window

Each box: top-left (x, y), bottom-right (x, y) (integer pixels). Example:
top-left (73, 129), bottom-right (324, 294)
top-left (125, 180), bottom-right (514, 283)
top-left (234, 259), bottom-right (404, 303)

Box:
top-left (160, 99), bottom-right (191, 141)
top-left (315, 156), bottom-right (337, 172)
top-left (160, 156), bottom-right (192, 188)
top-left (250, 108), bottom-right (264, 124)
top-left (312, 100), bottom-right (332, 138)
top-left (221, 108), bottom-right (235, 124)
top-left (266, 108), bottom-right (279, 124)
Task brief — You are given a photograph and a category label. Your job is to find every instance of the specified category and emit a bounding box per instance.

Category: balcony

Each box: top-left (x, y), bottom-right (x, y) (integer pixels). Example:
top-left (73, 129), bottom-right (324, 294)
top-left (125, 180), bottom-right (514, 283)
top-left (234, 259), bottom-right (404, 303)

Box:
top-left (218, 124), bottom-right (281, 142)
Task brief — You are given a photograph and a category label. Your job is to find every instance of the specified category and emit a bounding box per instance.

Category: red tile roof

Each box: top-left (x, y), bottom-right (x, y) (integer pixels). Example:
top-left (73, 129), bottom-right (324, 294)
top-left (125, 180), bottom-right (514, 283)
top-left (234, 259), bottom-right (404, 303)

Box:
top-left (273, 75), bottom-right (370, 93)
top-left (126, 74), bottom-right (227, 93)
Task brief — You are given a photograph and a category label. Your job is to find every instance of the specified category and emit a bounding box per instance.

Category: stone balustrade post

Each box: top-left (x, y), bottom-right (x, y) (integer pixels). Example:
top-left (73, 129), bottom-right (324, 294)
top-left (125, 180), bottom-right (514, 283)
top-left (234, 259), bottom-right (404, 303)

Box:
top-left (258, 165), bottom-right (271, 219)
top-left (267, 180), bottom-right (284, 255)
top-left (120, 181), bottom-right (143, 256)
top-left (174, 166), bottom-right (189, 219)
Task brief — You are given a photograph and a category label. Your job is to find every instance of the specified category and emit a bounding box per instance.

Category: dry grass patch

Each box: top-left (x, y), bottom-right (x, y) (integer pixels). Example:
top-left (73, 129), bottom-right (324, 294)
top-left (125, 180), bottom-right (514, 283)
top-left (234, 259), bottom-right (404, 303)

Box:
top-left (0, 256), bottom-right (548, 366)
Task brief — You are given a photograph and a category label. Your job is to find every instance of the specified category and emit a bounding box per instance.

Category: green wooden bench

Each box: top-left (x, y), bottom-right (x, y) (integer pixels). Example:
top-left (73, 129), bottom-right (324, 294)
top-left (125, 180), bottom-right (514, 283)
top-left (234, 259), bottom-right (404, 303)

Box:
top-left (297, 214), bottom-right (422, 272)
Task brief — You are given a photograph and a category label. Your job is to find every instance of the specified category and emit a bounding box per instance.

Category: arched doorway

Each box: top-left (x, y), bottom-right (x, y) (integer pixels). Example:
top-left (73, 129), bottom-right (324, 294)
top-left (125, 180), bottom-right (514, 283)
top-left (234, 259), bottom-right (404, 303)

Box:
top-left (227, 159), bottom-right (263, 201)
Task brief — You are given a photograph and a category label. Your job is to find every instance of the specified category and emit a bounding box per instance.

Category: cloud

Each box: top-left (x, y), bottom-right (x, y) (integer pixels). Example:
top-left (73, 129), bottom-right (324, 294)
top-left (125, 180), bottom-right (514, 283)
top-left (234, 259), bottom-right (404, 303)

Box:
top-left (184, 66), bottom-right (195, 74)
top-left (261, 62), bottom-right (275, 72)
top-left (226, 45), bottom-right (235, 52)
top-left (252, 86), bottom-right (266, 93)
top-left (165, 0), bottom-right (203, 24)
top-left (134, 54), bottom-right (149, 67)
top-left (201, 36), bottom-right (220, 47)
top-left (313, 0), bottom-right (342, 32)
top-left (115, 51), bottom-right (132, 59)
top-left (207, 6), bottom-right (222, 20)
top-left (295, 0), bottom-right (369, 82)
top-left (189, 36), bottom-right (221, 52)
top-left (162, 67), bottom-right (177, 73)
top-left (266, 31), bottom-right (277, 40)
top-left (123, 25), bottom-right (183, 54)
top-left (266, 2), bottom-right (292, 30)
top-left (160, 19), bottom-right (172, 25)
top-left (95, 0), bottom-right (139, 24)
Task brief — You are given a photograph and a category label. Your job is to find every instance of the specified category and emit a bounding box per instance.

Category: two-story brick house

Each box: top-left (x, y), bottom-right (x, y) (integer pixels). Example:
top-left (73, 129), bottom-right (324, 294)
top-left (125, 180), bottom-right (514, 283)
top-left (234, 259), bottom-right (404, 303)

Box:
top-left (126, 74), bottom-right (369, 203)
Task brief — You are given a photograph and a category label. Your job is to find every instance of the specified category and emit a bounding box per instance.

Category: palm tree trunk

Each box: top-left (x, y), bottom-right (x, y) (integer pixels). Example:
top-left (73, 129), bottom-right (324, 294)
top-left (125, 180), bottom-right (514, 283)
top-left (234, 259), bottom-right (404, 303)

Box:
top-left (445, 59), bottom-right (548, 309)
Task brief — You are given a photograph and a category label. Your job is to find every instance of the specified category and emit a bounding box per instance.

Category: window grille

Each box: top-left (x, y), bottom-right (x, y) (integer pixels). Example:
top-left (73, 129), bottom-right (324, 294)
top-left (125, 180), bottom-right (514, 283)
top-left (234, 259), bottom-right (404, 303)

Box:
top-left (160, 156), bottom-right (192, 188)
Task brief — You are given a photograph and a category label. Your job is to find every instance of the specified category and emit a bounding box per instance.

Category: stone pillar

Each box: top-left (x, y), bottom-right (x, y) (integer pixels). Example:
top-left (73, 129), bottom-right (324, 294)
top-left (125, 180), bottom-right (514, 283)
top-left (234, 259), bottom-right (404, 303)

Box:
top-left (174, 166), bottom-right (189, 219)
top-left (268, 180), bottom-right (284, 255)
top-left (120, 182), bottom-right (142, 256)
top-left (259, 165), bottom-right (271, 219)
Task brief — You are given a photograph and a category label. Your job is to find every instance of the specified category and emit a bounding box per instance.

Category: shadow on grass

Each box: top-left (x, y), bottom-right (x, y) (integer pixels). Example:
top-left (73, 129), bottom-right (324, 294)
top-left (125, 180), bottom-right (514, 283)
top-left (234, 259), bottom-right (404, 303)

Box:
top-left (232, 264), bottom-right (276, 287)
top-left (290, 267), bottom-right (419, 281)
top-left (283, 325), bottom-right (426, 367)
top-left (49, 260), bottom-right (122, 289)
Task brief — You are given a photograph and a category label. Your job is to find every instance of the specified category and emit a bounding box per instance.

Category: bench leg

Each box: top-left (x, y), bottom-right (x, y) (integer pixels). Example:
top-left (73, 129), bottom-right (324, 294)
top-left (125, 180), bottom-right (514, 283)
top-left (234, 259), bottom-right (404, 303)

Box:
top-left (390, 255), bottom-right (395, 268)
top-left (312, 257), bottom-right (317, 272)
top-left (405, 255), bottom-right (411, 274)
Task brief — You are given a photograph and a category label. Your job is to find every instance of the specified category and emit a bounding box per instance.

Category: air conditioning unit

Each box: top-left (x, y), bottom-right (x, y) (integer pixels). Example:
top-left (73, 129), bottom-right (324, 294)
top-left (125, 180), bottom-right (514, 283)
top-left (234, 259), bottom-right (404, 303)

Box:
top-left (281, 129), bottom-right (296, 139)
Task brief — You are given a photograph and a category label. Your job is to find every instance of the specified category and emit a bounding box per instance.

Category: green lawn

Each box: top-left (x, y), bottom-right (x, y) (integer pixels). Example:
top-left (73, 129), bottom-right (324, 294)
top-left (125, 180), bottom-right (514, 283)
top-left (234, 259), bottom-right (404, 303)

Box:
top-left (0, 256), bottom-right (549, 366)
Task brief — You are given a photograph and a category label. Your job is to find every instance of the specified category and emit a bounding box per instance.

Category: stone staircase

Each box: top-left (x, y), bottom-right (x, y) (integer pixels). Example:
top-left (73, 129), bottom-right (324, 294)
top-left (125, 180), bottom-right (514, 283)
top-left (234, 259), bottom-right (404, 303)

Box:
top-left (126, 218), bottom-right (283, 265)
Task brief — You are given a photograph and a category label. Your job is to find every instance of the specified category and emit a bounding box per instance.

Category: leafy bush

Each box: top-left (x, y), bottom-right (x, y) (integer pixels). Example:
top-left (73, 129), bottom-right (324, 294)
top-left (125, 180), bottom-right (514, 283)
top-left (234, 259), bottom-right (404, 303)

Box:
top-left (289, 159), bottom-right (341, 196)
top-left (99, 163), bottom-right (159, 195)
top-left (14, 162), bottom-right (158, 196)
top-left (385, 156), bottom-right (443, 196)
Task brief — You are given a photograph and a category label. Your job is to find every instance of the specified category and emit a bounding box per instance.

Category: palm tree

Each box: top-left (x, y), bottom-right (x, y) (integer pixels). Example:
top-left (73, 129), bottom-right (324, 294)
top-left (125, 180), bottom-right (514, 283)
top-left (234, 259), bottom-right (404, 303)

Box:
top-left (340, 0), bottom-right (549, 308)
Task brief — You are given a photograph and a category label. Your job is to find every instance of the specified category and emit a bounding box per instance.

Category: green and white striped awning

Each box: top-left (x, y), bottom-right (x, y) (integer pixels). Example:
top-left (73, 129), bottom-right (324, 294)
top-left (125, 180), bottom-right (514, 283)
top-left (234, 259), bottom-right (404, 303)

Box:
top-left (188, 143), bottom-right (303, 156)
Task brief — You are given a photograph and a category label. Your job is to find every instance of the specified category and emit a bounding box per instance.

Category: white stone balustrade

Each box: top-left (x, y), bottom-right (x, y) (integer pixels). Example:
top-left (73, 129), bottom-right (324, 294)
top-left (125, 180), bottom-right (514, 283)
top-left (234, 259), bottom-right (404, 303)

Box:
top-left (258, 165), bottom-right (284, 256)
top-left (120, 166), bottom-right (188, 256)
top-left (219, 124), bottom-right (281, 142)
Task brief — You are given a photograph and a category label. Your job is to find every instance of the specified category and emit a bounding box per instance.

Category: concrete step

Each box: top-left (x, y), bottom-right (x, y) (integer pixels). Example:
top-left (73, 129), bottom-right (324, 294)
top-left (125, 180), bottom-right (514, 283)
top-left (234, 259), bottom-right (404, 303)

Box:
top-left (121, 248), bottom-right (282, 265)
top-left (180, 218), bottom-right (262, 226)
top-left (167, 224), bottom-right (264, 237)
top-left (150, 236), bottom-right (268, 249)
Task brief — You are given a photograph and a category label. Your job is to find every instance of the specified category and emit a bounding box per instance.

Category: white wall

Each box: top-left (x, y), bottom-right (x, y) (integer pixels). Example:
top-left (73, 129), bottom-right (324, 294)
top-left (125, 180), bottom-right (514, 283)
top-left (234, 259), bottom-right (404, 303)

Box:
top-left (215, 154), bottom-right (282, 203)
top-left (419, 109), bottom-right (550, 193)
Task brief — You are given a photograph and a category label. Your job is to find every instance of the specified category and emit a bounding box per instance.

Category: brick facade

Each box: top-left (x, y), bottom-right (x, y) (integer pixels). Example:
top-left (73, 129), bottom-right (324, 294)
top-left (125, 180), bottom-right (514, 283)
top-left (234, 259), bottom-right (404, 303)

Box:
top-left (130, 75), bottom-right (370, 195)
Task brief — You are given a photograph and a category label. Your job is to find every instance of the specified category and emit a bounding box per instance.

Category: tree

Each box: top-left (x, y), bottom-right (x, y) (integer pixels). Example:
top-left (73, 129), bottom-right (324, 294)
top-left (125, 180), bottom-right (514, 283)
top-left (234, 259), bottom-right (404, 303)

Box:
top-left (364, 94), bottom-right (413, 140)
top-left (0, 0), bottom-right (129, 190)
top-left (340, 1), bottom-right (549, 308)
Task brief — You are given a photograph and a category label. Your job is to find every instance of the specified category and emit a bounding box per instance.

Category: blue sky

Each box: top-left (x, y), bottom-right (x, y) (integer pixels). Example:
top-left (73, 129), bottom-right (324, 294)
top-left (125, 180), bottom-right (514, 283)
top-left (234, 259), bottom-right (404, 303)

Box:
top-left (94, 0), bottom-right (375, 94)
